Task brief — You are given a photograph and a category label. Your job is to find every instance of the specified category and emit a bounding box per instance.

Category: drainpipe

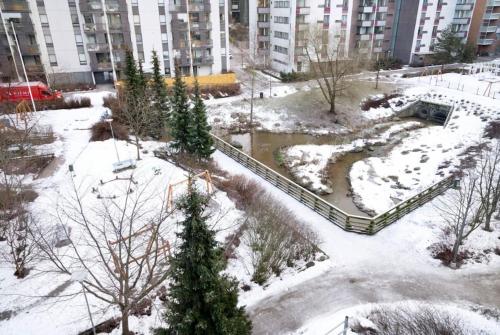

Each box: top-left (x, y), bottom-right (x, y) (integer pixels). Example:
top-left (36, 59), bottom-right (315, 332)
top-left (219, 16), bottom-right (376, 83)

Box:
top-left (101, 0), bottom-right (117, 83)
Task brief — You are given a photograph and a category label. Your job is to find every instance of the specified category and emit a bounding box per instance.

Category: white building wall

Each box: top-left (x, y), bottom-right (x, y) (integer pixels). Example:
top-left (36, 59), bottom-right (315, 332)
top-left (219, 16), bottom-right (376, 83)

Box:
top-left (209, 0), bottom-right (223, 75)
top-left (136, 1), bottom-right (164, 73)
top-left (28, 0), bottom-right (90, 76)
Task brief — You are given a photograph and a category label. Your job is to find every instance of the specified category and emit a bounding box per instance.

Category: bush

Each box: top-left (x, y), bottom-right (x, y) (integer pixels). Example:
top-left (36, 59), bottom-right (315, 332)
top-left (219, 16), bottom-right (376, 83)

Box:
top-left (102, 94), bottom-right (126, 123)
top-left (353, 304), bottom-right (469, 335)
top-left (360, 93), bottom-right (400, 111)
top-left (246, 193), bottom-right (319, 284)
top-left (90, 120), bottom-right (129, 142)
top-left (372, 56), bottom-right (402, 71)
top-left (484, 120), bottom-right (500, 139)
top-left (279, 71), bottom-right (304, 83)
top-left (51, 83), bottom-right (95, 92)
top-left (429, 242), bottom-right (471, 267)
top-left (217, 174), bottom-right (262, 209)
top-left (36, 97), bottom-right (91, 110)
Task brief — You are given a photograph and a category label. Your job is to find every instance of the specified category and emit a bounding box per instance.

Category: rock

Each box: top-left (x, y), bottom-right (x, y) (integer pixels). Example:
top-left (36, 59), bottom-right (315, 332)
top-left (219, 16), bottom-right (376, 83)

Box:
top-left (231, 141), bottom-right (243, 149)
top-left (213, 117), bottom-right (221, 123)
top-left (366, 146), bottom-right (375, 152)
top-left (305, 261), bottom-right (315, 268)
top-left (230, 112), bottom-right (239, 119)
top-left (318, 255), bottom-right (327, 262)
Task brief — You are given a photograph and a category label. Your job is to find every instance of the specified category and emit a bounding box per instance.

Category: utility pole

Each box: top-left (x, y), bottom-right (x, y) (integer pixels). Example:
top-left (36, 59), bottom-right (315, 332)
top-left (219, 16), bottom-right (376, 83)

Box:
top-left (101, 0), bottom-right (117, 84)
top-left (10, 20), bottom-right (36, 113)
top-left (0, 5), bottom-right (22, 81)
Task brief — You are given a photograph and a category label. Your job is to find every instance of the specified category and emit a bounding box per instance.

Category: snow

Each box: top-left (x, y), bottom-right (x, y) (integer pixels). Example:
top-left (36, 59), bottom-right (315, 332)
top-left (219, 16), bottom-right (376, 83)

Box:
top-left (296, 301), bottom-right (500, 335)
top-left (282, 121), bottom-right (423, 194)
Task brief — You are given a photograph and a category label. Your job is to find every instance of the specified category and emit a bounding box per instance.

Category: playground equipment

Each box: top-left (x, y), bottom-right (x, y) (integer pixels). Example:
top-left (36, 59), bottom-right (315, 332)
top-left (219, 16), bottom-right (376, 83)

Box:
top-left (166, 170), bottom-right (213, 211)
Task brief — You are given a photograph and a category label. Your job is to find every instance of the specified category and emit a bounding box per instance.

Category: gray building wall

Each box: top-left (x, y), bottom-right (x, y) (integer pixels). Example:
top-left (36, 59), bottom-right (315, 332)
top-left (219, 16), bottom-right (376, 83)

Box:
top-left (391, 0), bottom-right (419, 64)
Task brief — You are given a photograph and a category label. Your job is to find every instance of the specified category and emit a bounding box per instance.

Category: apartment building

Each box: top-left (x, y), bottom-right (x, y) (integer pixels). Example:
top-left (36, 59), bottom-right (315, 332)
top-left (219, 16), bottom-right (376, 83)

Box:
top-left (248, 0), bottom-right (500, 73)
top-left (0, 0), bottom-right (229, 85)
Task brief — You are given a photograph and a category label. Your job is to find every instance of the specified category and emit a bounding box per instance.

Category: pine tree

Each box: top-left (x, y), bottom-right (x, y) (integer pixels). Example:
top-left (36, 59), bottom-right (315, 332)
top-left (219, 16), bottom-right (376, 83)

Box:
top-left (124, 49), bottom-right (139, 99)
top-left (150, 50), bottom-right (169, 139)
top-left (432, 26), bottom-right (476, 65)
top-left (158, 186), bottom-right (252, 335)
top-left (169, 66), bottom-right (191, 152)
top-left (137, 59), bottom-right (147, 94)
top-left (188, 80), bottom-right (214, 159)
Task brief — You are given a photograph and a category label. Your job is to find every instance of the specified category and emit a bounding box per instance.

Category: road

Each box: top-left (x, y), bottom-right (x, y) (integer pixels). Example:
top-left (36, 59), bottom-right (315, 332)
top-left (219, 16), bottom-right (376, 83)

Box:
top-left (248, 267), bottom-right (500, 334)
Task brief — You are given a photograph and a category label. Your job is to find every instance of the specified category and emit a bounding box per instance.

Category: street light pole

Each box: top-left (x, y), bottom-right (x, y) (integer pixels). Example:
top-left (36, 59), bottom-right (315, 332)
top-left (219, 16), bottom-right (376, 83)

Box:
top-left (106, 118), bottom-right (120, 162)
top-left (0, 6), bottom-right (22, 81)
top-left (10, 20), bottom-right (36, 113)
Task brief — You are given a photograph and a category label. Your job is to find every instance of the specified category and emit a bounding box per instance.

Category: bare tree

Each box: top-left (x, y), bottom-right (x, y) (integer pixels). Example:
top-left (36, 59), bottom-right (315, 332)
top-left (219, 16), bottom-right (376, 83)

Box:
top-left (34, 176), bottom-right (172, 334)
top-left (118, 89), bottom-right (153, 160)
top-left (475, 142), bottom-right (500, 231)
top-left (304, 27), bottom-right (357, 115)
top-left (436, 171), bottom-right (482, 267)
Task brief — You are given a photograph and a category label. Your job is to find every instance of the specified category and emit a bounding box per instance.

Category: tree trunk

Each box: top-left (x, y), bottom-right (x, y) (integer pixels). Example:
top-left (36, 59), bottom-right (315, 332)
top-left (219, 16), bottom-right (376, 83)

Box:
top-left (135, 135), bottom-right (141, 160)
top-left (484, 211), bottom-right (493, 232)
top-left (330, 91), bottom-right (336, 114)
top-left (121, 310), bottom-right (130, 335)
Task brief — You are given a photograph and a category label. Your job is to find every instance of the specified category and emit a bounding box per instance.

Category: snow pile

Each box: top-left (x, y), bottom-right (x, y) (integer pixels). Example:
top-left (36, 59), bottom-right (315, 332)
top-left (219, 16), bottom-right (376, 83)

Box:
top-left (296, 301), bottom-right (500, 335)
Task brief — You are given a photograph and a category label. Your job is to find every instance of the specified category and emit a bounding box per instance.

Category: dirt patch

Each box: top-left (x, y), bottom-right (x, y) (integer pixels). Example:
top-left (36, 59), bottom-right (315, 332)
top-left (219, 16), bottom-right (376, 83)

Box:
top-left (3, 154), bottom-right (54, 175)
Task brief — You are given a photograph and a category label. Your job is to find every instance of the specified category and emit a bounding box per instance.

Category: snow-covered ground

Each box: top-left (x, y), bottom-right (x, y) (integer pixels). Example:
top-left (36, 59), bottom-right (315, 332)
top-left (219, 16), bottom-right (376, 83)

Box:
top-left (1, 70), bottom-right (500, 335)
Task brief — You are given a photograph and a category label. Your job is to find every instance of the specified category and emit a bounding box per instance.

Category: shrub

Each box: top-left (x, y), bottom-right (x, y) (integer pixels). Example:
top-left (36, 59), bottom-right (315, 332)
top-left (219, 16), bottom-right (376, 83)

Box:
top-left (360, 93), bottom-right (400, 111)
top-left (353, 304), bottom-right (469, 335)
top-left (90, 120), bottom-right (129, 142)
top-left (246, 193), bottom-right (319, 284)
top-left (372, 56), bottom-right (402, 71)
top-left (279, 71), bottom-right (303, 83)
top-left (51, 83), bottom-right (95, 92)
top-left (36, 97), bottom-right (91, 110)
top-left (429, 242), bottom-right (471, 267)
top-left (102, 94), bottom-right (126, 123)
top-left (217, 174), bottom-right (262, 209)
top-left (484, 120), bottom-right (500, 139)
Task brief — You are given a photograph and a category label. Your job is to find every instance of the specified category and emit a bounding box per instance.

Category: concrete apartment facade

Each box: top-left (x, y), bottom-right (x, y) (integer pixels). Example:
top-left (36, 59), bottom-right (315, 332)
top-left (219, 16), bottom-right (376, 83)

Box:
top-left (248, 0), bottom-right (500, 73)
top-left (0, 0), bottom-right (230, 85)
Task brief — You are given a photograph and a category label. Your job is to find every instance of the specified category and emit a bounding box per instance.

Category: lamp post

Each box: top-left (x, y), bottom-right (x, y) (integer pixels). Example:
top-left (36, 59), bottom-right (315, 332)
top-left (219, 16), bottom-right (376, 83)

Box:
top-left (0, 5), bottom-right (22, 81)
top-left (105, 118), bottom-right (120, 162)
top-left (9, 19), bottom-right (37, 113)
top-left (71, 270), bottom-right (96, 335)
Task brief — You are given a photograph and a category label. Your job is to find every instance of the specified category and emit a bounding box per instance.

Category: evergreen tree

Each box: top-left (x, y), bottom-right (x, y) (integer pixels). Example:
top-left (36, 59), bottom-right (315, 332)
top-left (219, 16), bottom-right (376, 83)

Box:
top-left (158, 186), bottom-right (252, 335)
top-left (124, 49), bottom-right (139, 99)
top-left (137, 59), bottom-right (147, 94)
top-left (432, 26), bottom-right (476, 65)
top-left (169, 67), bottom-right (191, 152)
top-left (188, 80), bottom-right (214, 159)
top-left (150, 50), bottom-right (169, 138)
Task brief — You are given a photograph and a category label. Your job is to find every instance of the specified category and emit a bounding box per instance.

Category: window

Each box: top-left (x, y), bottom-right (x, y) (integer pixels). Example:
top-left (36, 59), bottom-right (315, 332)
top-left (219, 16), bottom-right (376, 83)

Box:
top-left (161, 33), bottom-right (168, 42)
top-left (159, 15), bottom-right (166, 23)
top-left (78, 53), bottom-right (87, 64)
top-left (49, 54), bottom-right (57, 64)
top-left (258, 14), bottom-right (268, 22)
top-left (274, 31), bottom-right (288, 39)
top-left (71, 14), bottom-right (79, 25)
top-left (273, 45), bottom-right (288, 54)
top-left (40, 14), bottom-right (48, 24)
top-left (84, 14), bottom-right (94, 24)
top-left (274, 1), bottom-right (289, 8)
top-left (136, 33), bottom-right (143, 43)
top-left (324, 0), bottom-right (330, 7)
top-left (44, 34), bottom-right (52, 44)
top-left (324, 15), bottom-right (329, 25)
top-left (274, 16), bottom-right (289, 24)
top-left (75, 34), bottom-right (83, 45)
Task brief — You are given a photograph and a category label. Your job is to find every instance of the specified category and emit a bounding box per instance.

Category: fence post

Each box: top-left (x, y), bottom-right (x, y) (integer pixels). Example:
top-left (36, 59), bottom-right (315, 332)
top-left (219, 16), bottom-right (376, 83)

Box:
top-left (343, 316), bottom-right (349, 335)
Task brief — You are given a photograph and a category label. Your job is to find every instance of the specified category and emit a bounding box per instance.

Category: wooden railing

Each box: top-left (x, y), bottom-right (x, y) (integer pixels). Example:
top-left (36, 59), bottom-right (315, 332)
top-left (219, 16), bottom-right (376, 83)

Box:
top-left (212, 134), bottom-right (454, 235)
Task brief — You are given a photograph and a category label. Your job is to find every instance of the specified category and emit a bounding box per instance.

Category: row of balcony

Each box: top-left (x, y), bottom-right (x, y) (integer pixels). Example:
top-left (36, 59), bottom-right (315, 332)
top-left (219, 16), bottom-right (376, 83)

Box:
top-left (480, 25), bottom-right (499, 33)
top-left (169, 3), bottom-right (207, 12)
top-left (1, 1), bottom-right (30, 12)
top-left (487, 0), bottom-right (500, 6)
top-left (478, 39), bottom-right (495, 45)
top-left (84, 23), bottom-right (123, 32)
top-left (483, 12), bottom-right (500, 20)
top-left (455, 4), bottom-right (473, 11)
top-left (359, 6), bottom-right (388, 13)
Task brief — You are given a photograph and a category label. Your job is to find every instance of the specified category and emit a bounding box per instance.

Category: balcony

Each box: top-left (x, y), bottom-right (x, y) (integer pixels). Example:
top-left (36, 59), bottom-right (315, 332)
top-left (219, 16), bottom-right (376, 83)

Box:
top-left (480, 25), bottom-right (498, 33)
top-left (190, 21), bottom-right (212, 30)
top-left (455, 4), bottom-right (472, 10)
top-left (95, 62), bottom-right (112, 70)
top-left (1, 1), bottom-right (30, 12)
top-left (193, 55), bottom-right (214, 65)
top-left (373, 47), bottom-right (382, 53)
top-left (188, 3), bottom-right (206, 11)
top-left (106, 3), bottom-right (121, 12)
top-left (360, 6), bottom-right (373, 13)
top-left (360, 34), bottom-right (371, 41)
top-left (84, 23), bottom-right (106, 32)
top-left (360, 20), bottom-right (372, 27)
top-left (257, 35), bottom-right (270, 42)
top-left (378, 6), bottom-right (388, 12)
top-left (487, 0), bottom-right (500, 6)
top-left (20, 44), bottom-right (40, 55)
top-left (452, 17), bottom-right (469, 24)
top-left (87, 43), bottom-right (109, 52)
top-left (376, 20), bottom-right (386, 26)
top-left (257, 7), bottom-right (270, 14)
top-left (24, 64), bottom-right (44, 73)
top-left (478, 39), bottom-right (495, 45)
top-left (375, 33), bottom-right (384, 40)
top-left (257, 21), bottom-right (270, 28)
top-left (296, 7), bottom-right (310, 14)
top-left (483, 12), bottom-right (500, 20)
top-left (456, 31), bottom-right (467, 38)
top-left (191, 39), bottom-right (213, 48)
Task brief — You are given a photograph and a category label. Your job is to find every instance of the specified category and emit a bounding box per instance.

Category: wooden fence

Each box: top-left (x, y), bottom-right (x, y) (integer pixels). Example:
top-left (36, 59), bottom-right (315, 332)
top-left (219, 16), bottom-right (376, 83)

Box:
top-left (212, 134), bottom-right (454, 235)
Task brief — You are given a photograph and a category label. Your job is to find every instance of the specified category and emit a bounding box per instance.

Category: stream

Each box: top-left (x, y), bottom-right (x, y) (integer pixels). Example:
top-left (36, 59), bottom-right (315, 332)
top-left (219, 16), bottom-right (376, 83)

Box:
top-left (223, 118), bottom-right (436, 216)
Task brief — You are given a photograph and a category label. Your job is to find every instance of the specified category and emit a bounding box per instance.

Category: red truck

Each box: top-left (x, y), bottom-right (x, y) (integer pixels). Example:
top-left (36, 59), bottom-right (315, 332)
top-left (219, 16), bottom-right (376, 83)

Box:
top-left (0, 81), bottom-right (62, 103)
